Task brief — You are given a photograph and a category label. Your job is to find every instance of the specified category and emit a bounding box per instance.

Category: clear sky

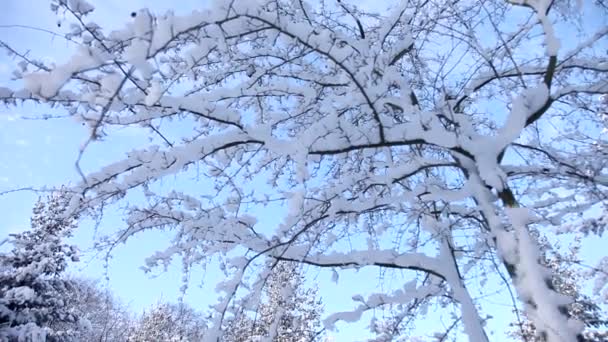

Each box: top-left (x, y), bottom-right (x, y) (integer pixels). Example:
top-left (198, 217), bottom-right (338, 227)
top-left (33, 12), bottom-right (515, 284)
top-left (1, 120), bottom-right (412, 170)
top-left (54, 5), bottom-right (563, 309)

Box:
top-left (0, 1), bottom-right (606, 341)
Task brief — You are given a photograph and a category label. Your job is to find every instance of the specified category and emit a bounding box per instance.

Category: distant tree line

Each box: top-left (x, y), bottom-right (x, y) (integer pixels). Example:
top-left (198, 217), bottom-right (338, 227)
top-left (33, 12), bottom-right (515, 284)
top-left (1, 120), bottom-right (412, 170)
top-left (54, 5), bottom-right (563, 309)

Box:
top-left (0, 190), bottom-right (323, 341)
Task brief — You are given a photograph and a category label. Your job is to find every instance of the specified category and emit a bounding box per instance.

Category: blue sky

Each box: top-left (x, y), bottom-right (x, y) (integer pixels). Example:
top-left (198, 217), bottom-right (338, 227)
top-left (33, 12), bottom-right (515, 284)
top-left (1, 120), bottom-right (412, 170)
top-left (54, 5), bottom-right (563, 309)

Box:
top-left (1, 1), bottom-right (606, 341)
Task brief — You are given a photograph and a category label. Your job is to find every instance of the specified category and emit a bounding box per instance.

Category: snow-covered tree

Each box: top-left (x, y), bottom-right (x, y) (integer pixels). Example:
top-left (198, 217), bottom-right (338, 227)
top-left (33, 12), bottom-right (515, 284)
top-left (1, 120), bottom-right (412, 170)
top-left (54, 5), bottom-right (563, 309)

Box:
top-left (223, 261), bottom-right (322, 342)
top-left (0, 190), bottom-right (80, 341)
top-left (127, 301), bottom-right (206, 342)
top-left (49, 277), bottom-right (133, 342)
top-left (510, 239), bottom-right (608, 341)
top-left (1, 0), bottom-right (607, 341)
top-left (368, 302), bottom-right (423, 342)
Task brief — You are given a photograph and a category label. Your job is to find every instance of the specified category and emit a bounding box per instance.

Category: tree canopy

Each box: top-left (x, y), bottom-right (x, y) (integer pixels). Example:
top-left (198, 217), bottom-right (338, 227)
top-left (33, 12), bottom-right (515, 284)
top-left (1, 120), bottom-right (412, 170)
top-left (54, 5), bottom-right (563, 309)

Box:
top-left (1, 0), bottom-right (607, 341)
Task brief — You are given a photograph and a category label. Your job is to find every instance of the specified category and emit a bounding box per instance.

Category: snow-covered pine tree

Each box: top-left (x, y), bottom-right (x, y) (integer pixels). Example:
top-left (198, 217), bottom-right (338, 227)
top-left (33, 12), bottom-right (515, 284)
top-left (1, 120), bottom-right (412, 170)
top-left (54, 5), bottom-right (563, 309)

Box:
top-left (0, 190), bottom-right (80, 342)
top-left (224, 261), bottom-right (322, 342)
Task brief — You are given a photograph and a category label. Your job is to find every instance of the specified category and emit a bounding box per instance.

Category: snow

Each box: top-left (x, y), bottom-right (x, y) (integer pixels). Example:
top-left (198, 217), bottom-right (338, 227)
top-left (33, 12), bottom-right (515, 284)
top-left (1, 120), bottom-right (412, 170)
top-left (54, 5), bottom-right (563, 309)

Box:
top-left (124, 40), bottom-right (153, 79)
top-left (100, 73), bottom-right (122, 96)
top-left (144, 80), bottom-right (162, 106)
top-left (324, 281), bottom-right (440, 330)
top-left (6, 286), bottom-right (36, 303)
top-left (23, 46), bottom-right (107, 98)
top-left (535, 3), bottom-right (561, 56)
top-left (151, 14), bottom-right (175, 51)
top-left (287, 190), bottom-right (305, 217)
top-left (68, 0), bottom-right (95, 15)
top-left (506, 207), bottom-right (584, 341)
top-left (498, 84), bottom-right (549, 147)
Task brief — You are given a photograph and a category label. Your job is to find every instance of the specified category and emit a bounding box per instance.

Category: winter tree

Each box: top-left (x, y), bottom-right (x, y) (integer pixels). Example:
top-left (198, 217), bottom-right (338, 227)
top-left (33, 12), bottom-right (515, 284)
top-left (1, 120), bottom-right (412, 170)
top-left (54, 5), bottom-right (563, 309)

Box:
top-left (49, 277), bottom-right (133, 342)
top-left (0, 0), bottom-right (607, 341)
top-left (223, 261), bottom-right (322, 341)
top-left (127, 301), bottom-right (206, 342)
top-left (509, 238), bottom-right (608, 341)
top-left (0, 190), bottom-right (80, 341)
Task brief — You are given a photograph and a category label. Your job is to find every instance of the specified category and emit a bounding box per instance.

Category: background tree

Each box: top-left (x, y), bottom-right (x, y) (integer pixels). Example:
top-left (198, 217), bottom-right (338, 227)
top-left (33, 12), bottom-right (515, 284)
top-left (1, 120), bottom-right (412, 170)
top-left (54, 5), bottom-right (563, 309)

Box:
top-left (0, 190), bottom-right (80, 341)
top-left (50, 277), bottom-right (133, 342)
top-left (127, 301), bottom-right (206, 342)
top-left (223, 261), bottom-right (323, 342)
top-left (1, 0), bottom-right (607, 341)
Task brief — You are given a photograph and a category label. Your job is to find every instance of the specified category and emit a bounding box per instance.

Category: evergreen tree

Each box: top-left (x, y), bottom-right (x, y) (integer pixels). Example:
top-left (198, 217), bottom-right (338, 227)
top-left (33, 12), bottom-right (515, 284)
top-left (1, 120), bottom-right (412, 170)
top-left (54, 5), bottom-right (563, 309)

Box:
top-left (0, 191), bottom-right (80, 341)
